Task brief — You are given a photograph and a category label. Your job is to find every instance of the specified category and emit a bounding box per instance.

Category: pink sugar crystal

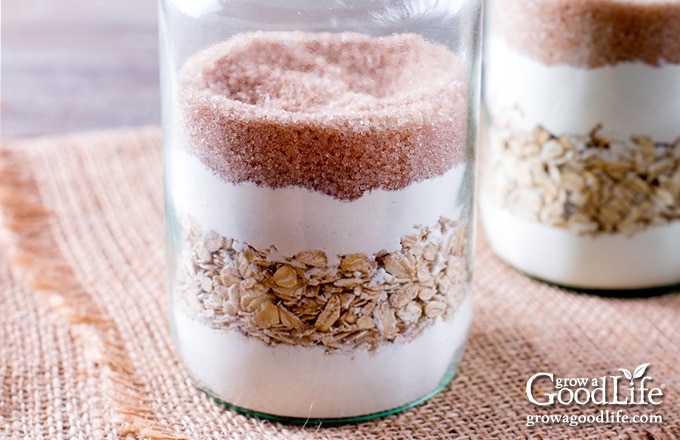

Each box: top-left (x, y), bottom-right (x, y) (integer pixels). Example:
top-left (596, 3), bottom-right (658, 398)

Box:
top-left (179, 31), bottom-right (469, 201)
top-left (491, 0), bottom-right (680, 68)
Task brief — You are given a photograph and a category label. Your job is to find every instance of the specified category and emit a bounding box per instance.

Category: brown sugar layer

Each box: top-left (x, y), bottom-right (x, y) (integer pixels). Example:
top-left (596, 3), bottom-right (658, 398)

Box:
top-left (178, 31), bottom-right (468, 201)
top-left (492, 0), bottom-right (680, 68)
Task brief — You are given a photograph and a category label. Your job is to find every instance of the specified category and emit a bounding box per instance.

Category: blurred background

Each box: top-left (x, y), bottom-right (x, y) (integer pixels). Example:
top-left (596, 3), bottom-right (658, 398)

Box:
top-left (1, 0), bottom-right (159, 140)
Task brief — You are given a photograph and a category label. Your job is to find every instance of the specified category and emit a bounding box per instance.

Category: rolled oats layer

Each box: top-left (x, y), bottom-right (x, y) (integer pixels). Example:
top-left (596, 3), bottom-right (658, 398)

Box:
top-left (176, 215), bottom-right (471, 352)
top-left (485, 122), bottom-right (680, 236)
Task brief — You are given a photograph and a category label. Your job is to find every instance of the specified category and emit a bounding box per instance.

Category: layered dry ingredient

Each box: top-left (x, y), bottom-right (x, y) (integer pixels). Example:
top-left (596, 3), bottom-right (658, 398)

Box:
top-left (486, 125), bottom-right (680, 236)
top-left (177, 216), bottom-right (469, 352)
top-left (178, 31), bottom-right (467, 201)
top-left (168, 31), bottom-right (472, 418)
top-left (482, 0), bottom-right (680, 288)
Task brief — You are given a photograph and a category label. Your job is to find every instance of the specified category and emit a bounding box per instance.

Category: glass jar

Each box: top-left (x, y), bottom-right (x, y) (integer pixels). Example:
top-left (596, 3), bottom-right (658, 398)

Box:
top-left (480, 0), bottom-right (680, 290)
top-left (160, 0), bottom-right (481, 421)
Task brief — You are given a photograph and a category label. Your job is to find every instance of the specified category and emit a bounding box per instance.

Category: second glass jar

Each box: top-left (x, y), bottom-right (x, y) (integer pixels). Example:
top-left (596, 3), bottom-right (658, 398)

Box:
top-left (481, 0), bottom-right (680, 290)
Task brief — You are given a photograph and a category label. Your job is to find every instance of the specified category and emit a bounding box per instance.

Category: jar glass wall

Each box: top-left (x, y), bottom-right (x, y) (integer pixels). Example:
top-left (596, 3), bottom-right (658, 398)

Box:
top-left (161, 0), bottom-right (481, 421)
top-left (480, 0), bottom-right (680, 290)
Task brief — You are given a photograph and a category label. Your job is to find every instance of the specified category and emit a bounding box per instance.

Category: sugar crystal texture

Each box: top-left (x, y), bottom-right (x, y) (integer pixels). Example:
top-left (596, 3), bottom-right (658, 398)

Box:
top-left (491, 0), bottom-right (680, 67)
top-left (178, 31), bottom-right (468, 201)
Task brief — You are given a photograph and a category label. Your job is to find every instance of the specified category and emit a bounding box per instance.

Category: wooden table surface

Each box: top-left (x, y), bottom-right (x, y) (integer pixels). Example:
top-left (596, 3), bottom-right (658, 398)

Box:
top-left (2, 0), bottom-right (160, 140)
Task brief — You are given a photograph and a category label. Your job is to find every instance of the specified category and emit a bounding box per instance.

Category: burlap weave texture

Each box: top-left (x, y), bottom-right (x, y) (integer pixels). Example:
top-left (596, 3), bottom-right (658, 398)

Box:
top-left (0, 127), bottom-right (678, 439)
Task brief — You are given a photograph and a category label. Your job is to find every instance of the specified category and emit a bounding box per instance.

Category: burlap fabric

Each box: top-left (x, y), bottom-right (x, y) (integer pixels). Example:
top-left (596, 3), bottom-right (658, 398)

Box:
top-left (0, 127), bottom-right (678, 439)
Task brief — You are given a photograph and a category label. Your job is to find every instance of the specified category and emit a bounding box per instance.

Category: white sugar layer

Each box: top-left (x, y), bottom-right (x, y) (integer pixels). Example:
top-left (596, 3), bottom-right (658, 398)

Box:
top-left (172, 291), bottom-right (472, 419)
top-left (480, 197), bottom-right (680, 289)
top-left (485, 35), bottom-right (680, 142)
top-left (169, 148), bottom-right (468, 256)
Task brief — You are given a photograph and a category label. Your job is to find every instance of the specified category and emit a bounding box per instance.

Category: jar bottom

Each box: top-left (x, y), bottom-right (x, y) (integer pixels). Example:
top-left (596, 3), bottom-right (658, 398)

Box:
top-left (196, 364), bottom-right (460, 424)
top-left (172, 293), bottom-right (472, 421)
top-left (480, 196), bottom-right (680, 290)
